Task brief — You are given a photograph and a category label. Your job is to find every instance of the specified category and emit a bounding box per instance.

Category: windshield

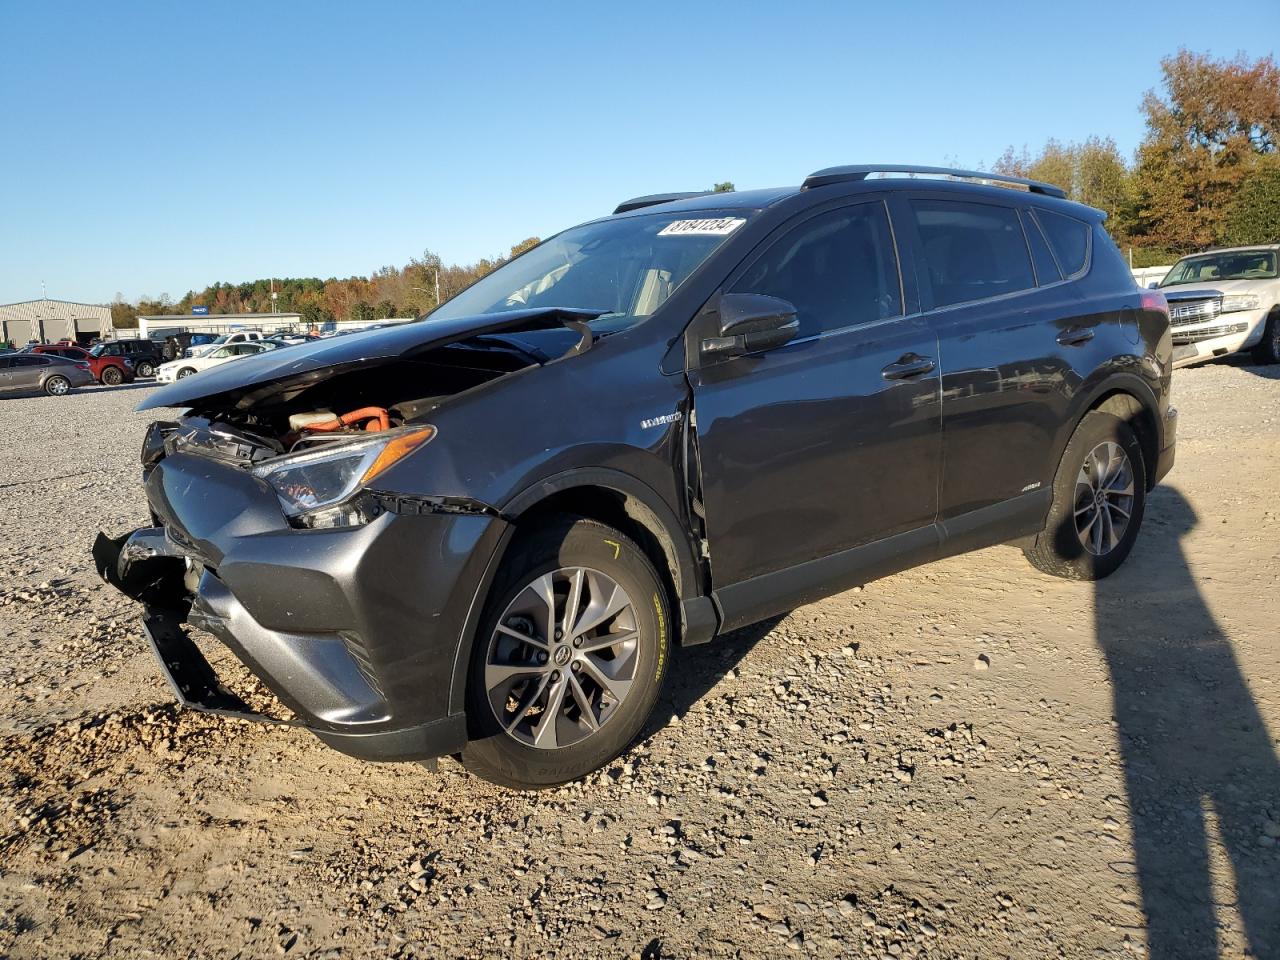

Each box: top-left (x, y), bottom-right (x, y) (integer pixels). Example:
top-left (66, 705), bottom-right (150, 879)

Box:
top-left (1160, 250), bottom-right (1278, 286)
top-left (428, 212), bottom-right (751, 332)
top-left (89, 343), bottom-right (110, 357)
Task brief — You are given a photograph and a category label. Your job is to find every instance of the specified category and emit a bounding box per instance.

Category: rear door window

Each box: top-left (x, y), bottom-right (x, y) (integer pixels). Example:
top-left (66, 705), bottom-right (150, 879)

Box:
top-left (910, 199), bottom-right (1036, 308)
top-left (1034, 209), bottom-right (1091, 277)
top-left (730, 202), bottom-right (902, 338)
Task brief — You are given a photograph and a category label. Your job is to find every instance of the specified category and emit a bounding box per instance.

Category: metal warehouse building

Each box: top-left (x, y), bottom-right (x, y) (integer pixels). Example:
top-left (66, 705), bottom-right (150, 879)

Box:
top-left (0, 298), bottom-right (113, 346)
top-left (137, 312), bottom-right (303, 339)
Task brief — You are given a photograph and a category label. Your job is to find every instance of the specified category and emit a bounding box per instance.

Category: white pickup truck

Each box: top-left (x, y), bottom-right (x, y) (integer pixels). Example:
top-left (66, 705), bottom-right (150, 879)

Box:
top-left (185, 329), bottom-right (266, 359)
top-left (1154, 245), bottom-right (1280, 368)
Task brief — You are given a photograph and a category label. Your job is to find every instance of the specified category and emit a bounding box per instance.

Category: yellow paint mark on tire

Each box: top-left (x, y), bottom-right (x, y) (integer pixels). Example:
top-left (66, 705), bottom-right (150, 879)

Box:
top-left (603, 539), bottom-right (621, 560)
top-left (652, 592), bottom-right (667, 681)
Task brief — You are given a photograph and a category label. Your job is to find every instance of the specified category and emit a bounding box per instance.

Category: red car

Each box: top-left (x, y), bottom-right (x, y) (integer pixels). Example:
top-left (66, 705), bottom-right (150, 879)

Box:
top-left (30, 343), bottom-right (134, 386)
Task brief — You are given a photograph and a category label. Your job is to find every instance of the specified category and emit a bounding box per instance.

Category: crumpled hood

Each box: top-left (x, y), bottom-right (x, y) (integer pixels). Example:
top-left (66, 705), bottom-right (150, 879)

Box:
top-left (136, 307), bottom-right (601, 412)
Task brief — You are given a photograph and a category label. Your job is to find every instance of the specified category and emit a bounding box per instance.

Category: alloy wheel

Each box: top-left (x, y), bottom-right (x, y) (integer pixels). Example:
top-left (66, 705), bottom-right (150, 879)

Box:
top-left (46, 377), bottom-right (69, 395)
top-left (484, 566), bottom-right (640, 750)
top-left (1074, 441), bottom-right (1134, 556)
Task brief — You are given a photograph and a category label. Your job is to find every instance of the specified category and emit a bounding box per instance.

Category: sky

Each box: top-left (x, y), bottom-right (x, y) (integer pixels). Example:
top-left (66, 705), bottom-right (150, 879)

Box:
top-left (1, 0), bottom-right (1276, 305)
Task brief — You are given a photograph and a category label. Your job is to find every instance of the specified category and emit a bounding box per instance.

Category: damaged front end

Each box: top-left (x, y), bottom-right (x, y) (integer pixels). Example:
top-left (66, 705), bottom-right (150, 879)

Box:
top-left (91, 312), bottom-right (608, 760)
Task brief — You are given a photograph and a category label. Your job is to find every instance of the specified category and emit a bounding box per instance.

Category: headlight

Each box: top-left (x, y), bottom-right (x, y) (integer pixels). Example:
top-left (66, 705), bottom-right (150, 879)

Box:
top-left (251, 426), bottom-right (435, 527)
top-left (1220, 293), bottom-right (1260, 313)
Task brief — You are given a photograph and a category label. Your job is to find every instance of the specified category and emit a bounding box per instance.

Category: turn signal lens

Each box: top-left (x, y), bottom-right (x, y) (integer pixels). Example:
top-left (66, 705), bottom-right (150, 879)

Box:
top-left (361, 426), bottom-right (436, 484)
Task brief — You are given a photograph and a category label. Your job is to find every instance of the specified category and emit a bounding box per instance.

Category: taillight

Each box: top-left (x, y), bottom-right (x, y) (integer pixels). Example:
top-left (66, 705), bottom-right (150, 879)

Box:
top-left (76, 361), bottom-right (91, 370)
top-left (1140, 289), bottom-right (1168, 316)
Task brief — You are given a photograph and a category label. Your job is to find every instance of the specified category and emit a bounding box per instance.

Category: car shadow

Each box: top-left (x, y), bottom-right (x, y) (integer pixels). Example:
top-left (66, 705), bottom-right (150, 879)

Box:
top-left (640, 614), bottom-right (787, 741)
top-left (1095, 487), bottom-right (1280, 957)
top-left (1196, 354), bottom-right (1280, 380)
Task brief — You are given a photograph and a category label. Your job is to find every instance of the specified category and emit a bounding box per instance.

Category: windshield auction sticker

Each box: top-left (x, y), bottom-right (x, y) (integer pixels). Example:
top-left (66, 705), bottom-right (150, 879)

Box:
top-left (658, 217), bottom-right (746, 237)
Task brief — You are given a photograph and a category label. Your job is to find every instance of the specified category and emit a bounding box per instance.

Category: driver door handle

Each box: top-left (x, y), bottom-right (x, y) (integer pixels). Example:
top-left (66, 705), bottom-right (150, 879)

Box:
top-left (881, 355), bottom-right (936, 380)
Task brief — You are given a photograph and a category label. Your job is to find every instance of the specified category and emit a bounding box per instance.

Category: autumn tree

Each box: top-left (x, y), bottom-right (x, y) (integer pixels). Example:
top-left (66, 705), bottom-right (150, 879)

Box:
top-left (1131, 50), bottom-right (1280, 251)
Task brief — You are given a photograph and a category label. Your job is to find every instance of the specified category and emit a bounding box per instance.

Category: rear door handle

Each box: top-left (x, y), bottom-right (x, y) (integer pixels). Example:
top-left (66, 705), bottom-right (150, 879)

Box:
top-left (1057, 327), bottom-right (1095, 346)
top-left (881, 355), bottom-right (936, 380)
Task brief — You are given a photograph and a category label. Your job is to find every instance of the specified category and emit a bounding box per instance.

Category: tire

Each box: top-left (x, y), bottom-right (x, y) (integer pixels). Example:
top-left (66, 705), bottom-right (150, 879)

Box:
top-left (1024, 410), bottom-right (1147, 580)
top-left (461, 518), bottom-right (671, 789)
top-left (176, 367), bottom-right (197, 379)
top-left (1252, 308), bottom-right (1280, 365)
top-left (135, 360), bottom-right (155, 378)
top-left (101, 366), bottom-right (123, 386)
top-left (44, 375), bottom-right (71, 397)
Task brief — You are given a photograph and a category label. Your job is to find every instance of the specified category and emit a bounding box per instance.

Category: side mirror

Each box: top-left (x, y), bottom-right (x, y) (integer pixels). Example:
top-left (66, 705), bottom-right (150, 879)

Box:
top-left (701, 293), bottom-right (799, 359)
top-left (1147, 281), bottom-right (1160, 289)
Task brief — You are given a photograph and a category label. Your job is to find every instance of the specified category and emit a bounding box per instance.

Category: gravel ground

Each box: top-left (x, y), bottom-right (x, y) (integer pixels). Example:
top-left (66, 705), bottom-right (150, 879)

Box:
top-left (1, 363), bottom-right (1278, 959)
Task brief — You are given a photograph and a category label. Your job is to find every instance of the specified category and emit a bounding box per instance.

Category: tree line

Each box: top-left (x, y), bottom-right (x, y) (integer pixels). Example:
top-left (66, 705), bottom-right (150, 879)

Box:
top-left (995, 50), bottom-right (1279, 267)
top-left (111, 238), bottom-right (541, 329)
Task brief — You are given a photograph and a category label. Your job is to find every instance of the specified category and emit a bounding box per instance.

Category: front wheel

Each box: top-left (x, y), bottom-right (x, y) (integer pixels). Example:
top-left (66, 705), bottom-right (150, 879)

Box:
top-left (1024, 411), bottom-right (1147, 580)
top-left (1252, 308), bottom-right (1280, 365)
top-left (176, 367), bottom-right (197, 379)
top-left (461, 518), bottom-right (670, 789)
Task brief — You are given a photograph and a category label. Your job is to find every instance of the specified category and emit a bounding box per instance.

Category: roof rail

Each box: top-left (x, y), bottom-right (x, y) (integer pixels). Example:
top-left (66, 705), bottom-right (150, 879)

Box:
top-left (613, 192), bottom-right (711, 214)
top-left (802, 164), bottom-right (1067, 199)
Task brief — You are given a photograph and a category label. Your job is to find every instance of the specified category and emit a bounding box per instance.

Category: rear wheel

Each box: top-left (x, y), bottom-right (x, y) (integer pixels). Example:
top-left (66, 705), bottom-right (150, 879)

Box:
top-left (1023, 411), bottom-right (1147, 580)
top-left (44, 375), bottom-right (71, 396)
top-left (1252, 308), bottom-right (1280, 365)
top-left (135, 359), bottom-right (155, 378)
top-left (461, 518), bottom-right (670, 789)
top-left (101, 366), bottom-right (123, 386)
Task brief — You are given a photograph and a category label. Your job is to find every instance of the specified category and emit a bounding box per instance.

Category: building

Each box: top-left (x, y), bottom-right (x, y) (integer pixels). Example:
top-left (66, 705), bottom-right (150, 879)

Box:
top-left (0, 298), bottom-right (113, 346)
top-left (136, 312), bottom-right (303, 339)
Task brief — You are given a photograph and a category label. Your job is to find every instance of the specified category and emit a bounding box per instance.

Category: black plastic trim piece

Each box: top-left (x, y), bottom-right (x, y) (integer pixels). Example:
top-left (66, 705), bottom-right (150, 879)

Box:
top-left (613, 192), bottom-right (712, 214)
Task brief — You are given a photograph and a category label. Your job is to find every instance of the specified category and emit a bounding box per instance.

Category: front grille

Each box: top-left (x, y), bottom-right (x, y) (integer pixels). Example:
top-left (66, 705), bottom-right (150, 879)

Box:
top-left (1168, 297), bottom-right (1221, 327)
top-left (1172, 322), bottom-right (1248, 345)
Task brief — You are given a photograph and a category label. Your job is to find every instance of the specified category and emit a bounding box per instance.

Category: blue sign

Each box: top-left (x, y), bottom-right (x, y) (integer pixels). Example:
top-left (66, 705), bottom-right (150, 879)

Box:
top-left (191, 305), bottom-right (209, 315)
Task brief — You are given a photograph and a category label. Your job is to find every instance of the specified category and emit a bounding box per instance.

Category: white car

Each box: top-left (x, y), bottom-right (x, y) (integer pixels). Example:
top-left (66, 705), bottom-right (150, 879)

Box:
top-left (156, 341), bottom-right (278, 382)
top-left (186, 329), bottom-right (266, 358)
top-left (1156, 245), bottom-right (1280, 368)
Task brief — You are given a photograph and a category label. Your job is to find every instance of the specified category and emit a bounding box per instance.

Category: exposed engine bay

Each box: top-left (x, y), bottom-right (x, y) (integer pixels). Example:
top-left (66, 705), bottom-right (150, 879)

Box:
top-left (158, 339), bottom-right (552, 463)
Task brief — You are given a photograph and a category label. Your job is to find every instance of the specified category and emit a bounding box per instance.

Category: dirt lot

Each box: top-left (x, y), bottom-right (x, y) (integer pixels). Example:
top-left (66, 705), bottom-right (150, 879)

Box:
top-left (1, 364), bottom-right (1278, 960)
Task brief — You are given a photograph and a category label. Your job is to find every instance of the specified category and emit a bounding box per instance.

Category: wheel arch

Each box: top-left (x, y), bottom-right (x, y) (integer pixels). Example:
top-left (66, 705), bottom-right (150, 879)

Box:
top-left (1067, 373), bottom-right (1162, 490)
top-left (446, 468), bottom-right (712, 717)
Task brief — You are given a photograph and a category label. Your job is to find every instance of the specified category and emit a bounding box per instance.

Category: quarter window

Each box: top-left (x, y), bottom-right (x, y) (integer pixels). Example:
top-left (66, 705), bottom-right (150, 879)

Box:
top-left (731, 203), bottom-right (902, 338)
top-left (1036, 209), bottom-right (1090, 277)
top-left (911, 199), bottom-right (1036, 308)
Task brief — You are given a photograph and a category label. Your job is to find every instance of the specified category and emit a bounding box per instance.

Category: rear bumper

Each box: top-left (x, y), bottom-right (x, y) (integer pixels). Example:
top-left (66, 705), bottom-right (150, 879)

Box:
top-left (95, 452), bottom-right (508, 762)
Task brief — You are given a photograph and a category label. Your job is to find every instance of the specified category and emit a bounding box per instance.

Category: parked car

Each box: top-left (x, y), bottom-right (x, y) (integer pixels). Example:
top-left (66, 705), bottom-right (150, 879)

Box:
top-left (0, 353), bottom-right (94, 396)
top-left (1154, 245), bottom-right (1280, 367)
top-left (91, 339), bottom-right (164, 378)
top-left (96, 164), bottom-right (1175, 789)
top-left (155, 340), bottom-right (278, 382)
top-left (161, 332), bottom-right (218, 362)
top-left (30, 343), bottom-right (134, 385)
top-left (186, 329), bottom-right (266, 358)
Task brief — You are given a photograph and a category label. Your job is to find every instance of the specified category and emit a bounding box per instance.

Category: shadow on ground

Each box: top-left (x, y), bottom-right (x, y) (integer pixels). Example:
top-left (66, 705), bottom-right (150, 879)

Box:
top-left (1097, 487), bottom-right (1280, 957)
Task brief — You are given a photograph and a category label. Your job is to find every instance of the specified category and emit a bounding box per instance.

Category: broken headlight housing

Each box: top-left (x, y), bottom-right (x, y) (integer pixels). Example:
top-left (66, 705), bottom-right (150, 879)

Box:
top-left (252, 426), bottom-right (436, 528)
